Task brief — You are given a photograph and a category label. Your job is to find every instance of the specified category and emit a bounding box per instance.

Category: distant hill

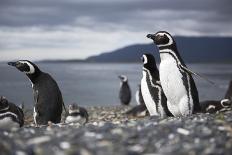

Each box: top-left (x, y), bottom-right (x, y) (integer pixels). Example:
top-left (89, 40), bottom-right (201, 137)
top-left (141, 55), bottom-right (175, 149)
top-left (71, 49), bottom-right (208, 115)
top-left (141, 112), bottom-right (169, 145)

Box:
top-left (86, 37), bottom-right (232, 63)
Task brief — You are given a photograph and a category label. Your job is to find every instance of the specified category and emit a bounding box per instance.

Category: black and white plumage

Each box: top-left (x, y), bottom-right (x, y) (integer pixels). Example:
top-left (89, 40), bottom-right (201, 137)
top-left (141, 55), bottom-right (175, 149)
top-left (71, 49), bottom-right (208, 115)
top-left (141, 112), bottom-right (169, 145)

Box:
top-left (201, 80), bottom-right (232, 113)
top-left (118, 75), bottom-right (131, 105)
top-left (225, 80), bottom-right (232, 100)
top-left (126, 85), bottom-right (148, 117)
top-left (65, 103), bottom-right (88, 125)
top-left (147, 31), bottom-right (201, 116)
top-left (201, 99), bottom-right (231, 113)
top-left (0, 96), bottom-right (24, 129)
top-left (141, 54), bottom-right (172, 117)
top-left (8, 60), bottom-right (66, 125)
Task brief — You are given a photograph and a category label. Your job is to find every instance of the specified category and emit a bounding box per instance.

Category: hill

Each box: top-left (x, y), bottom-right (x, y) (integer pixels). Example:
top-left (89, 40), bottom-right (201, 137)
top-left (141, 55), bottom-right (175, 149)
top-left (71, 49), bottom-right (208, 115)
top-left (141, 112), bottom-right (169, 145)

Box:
top-left (86, 37), bottom-right (232, 63)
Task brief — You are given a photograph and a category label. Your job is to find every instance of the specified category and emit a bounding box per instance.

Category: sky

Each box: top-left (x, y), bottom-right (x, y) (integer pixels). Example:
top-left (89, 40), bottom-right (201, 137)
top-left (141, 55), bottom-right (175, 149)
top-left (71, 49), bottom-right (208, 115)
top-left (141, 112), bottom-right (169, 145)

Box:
top-left (0, 0), bottom-right (232, 61)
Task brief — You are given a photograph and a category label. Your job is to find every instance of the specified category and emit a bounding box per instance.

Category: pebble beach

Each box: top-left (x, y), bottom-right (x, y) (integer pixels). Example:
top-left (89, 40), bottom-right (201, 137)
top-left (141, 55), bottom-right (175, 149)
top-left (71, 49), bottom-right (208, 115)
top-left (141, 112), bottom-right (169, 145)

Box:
top-left (1, 106), bottom-right (232, 155)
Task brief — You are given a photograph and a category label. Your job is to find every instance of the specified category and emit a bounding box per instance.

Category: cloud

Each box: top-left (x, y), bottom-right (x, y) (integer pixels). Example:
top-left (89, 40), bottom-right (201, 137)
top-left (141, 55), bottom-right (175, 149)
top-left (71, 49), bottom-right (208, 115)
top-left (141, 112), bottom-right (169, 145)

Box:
top-left (0, 0), bottom-right (231, 61)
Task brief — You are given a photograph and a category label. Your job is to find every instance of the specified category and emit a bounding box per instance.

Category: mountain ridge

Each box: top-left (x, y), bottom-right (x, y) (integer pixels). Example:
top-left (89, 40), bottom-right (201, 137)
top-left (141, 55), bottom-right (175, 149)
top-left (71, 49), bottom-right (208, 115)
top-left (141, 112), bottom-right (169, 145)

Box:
top-left (86, 36), bottom-right (232, 63)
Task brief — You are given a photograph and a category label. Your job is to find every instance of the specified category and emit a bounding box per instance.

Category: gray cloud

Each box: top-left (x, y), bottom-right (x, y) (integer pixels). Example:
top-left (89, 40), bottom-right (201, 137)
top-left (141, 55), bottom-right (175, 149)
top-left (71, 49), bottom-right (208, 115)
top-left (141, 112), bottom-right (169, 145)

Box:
top-left (0, 0), bottom-right (231, 61)
top-left (1, 0), bottom-right (231, 28)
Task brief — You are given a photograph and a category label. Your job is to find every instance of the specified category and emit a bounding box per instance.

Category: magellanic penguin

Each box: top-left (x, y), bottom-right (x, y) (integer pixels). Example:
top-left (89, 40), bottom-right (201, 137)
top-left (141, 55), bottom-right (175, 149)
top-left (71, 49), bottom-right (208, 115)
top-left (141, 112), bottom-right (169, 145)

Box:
top-left (141, 54), bottom-right (172, 117)
top-left (147, 31), bottom-right (201, 116)
top-left (0, 96), bottom-right (24, 129)
top-left (201, 80), bottom-right (232, 113)
top-left (118, 75), bottom-right (131, 105)
top-left (65, 103), bottom-right (88, 125)
top-left (126, 84), bottom-right (148, 117)
top-left (8, 60), bottom-right (66, 126)
top-left (201, 99), bottom-right (231, 114)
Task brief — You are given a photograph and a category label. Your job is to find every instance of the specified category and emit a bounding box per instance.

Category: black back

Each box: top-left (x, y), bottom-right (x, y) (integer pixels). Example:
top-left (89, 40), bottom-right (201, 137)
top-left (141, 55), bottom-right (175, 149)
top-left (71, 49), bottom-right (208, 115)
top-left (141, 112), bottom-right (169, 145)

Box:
top-left (119, 81), bottom-right (131, 105)
top-left (33, 72), bottom-right (63, 125)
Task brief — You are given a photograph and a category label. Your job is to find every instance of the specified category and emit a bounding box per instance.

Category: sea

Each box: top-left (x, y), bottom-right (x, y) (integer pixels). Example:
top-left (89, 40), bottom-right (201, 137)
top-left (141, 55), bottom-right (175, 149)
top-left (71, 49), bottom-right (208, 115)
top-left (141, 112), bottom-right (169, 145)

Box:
top-left (0, 62), bottom-right (231, 108)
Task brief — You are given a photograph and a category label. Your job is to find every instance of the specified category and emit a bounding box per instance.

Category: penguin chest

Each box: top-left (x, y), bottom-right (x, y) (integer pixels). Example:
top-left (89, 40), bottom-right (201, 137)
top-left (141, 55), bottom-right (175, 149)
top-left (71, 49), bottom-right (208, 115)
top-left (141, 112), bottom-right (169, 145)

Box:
top-left (0, 117), bottom-right (19, 129)
top-left (65, 115), bottom-right (85, 125)
top-left (141, 71), bottom-right (159, 116)
top-left (159, 59), bottom-right (187, 105)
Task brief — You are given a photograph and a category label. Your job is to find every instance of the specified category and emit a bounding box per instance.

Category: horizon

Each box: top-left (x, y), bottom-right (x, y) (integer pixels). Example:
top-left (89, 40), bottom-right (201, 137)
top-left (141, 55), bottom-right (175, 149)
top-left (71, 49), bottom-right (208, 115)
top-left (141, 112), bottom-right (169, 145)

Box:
top-left (0, 35), bottom-right (231, 62)
top-left (1, 0), bottom-right (232, 61)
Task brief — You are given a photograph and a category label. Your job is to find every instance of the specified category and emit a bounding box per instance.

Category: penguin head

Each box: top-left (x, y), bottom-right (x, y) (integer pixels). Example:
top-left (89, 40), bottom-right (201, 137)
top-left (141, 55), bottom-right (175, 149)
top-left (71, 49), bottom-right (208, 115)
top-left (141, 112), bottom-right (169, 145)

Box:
top-left (220, 99), bottom-right (232, 108)
top-left (142, 54), bottom-right (158, 71)
top-left (118, 75), bottom-right (128, 82)
top-left (0, 96), bottom-right (9, 110)
top-left (147, 31), bottom-right (174, 47)
top-left (8, 60), bottom-right (39, 75)
top-left (68, 103), bottom-right (80, 114)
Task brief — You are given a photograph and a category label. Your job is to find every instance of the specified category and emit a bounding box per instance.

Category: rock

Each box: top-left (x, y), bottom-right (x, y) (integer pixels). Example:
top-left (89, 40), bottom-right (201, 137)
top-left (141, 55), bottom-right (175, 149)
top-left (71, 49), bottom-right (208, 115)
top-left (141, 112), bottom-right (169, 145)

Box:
top-left (0, 106), bottom-right (231, 155)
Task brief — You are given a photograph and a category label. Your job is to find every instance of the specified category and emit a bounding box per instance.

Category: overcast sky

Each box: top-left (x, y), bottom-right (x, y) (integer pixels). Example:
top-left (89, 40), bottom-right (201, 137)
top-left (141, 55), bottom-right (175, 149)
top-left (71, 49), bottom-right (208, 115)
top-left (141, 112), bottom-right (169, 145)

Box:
top-left (0, 0), bottom-right (231, 61)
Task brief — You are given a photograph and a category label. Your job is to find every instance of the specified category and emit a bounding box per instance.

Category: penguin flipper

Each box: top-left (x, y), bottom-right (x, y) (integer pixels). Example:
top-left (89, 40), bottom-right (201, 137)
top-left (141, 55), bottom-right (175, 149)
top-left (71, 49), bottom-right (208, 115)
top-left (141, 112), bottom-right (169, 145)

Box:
top-left (179, 64), bottom-right (215, 85)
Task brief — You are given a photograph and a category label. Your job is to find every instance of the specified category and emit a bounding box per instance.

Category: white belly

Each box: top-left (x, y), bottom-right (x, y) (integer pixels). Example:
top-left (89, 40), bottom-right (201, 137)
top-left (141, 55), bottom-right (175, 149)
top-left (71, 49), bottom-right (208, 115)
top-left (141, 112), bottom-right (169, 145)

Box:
top-left (160, 59), bottom-right (188, 115)
top-left (65, 116), bottom-right (85, 125)
top-left (135, 90), bottom-right (140, 105)
top-left (141, 71), bottom-right (158, 116)
top-left (0, 117), bottom-right (19, 129)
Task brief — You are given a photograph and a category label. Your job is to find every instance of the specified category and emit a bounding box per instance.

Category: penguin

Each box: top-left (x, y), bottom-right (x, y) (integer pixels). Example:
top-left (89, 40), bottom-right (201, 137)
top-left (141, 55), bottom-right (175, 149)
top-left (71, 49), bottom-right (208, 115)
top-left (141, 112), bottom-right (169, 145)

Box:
top-left (201, 99), bottom-right (231, 114)
top-left (141, 54), bottom-right (172, 117)
top-left (126, 84), bottom-right (148, 117)
top-left (224, 80), bottom-right (232, 100)
top-left (8, 60), bottom-right (66, 125)
top-left (65, 103), bottom-right (88, 125)
top-left (200, 80), bottom-right (232, 113)
top-left (147, 31), bottom-right (201, 116)
top-left (0, 96), bottom-right (24, 129)
top-left (118, 75), bottom-right (131, 105)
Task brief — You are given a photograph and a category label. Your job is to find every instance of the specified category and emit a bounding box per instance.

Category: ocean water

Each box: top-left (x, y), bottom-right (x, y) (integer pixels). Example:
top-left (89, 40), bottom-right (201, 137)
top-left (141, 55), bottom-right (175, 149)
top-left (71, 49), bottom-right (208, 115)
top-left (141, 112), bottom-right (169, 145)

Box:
top-left (0, 62), bottom-right (231, 108)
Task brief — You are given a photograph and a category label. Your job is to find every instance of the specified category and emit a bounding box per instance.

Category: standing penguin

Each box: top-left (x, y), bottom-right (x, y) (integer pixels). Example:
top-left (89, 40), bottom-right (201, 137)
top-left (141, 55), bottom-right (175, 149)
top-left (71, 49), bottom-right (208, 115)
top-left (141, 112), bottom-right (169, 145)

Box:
top-left (8, 60), bottom-right (66, 125)
top-left (118, 75), bottom-right (131, 105)
top-left (0, 96), bottom-right (24, 129)
top-left (147, 31), bottom-right (201, 116)
top-left (141, 54), bottom-right (172, 117)
top-left (126, 84), bottom-right (148, 117)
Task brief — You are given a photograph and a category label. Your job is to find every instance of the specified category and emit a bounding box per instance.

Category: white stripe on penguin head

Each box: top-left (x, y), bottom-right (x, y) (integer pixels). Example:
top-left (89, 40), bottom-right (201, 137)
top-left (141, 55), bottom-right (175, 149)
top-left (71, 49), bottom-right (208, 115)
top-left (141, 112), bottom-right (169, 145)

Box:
top-left (143, 55), bottom-right (148, 64)
top-left (156, 32), bottom-right (174, 47)
top-left (19, 61), bottom-right (35, 74)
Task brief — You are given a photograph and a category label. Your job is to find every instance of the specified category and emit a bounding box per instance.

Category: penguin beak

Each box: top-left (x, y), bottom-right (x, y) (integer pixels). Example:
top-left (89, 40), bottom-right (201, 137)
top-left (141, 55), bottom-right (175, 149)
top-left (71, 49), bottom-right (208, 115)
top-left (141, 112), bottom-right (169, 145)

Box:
top-left (146, 34), bottom-right (155, 40)
top-left (118, 75), bottom-right (124, 81)
top-left (7, 62), bottom-right (17, 66)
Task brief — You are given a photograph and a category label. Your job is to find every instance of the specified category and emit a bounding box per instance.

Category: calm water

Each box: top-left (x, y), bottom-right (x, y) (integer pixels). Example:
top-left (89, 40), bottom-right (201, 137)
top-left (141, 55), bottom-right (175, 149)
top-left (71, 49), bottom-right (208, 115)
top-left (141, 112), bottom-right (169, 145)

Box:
top-left (0, 62), bottom-right (231, 108)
